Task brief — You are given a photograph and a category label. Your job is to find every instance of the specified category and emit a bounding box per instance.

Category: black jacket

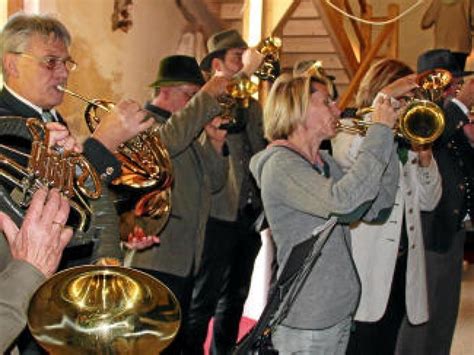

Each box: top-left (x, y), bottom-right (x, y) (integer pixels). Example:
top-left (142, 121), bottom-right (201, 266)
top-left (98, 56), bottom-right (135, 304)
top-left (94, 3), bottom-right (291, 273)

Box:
top-left (422, 100), bottom-right (474, 252)
top-left (0, 87), bottom-right (123, 262)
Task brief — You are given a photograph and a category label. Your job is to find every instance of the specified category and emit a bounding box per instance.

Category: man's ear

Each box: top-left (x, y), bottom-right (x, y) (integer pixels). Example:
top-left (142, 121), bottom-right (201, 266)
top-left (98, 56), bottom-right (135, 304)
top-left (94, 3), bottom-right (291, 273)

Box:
top-left (3, 53), bottom-right (19, 78)
top-left (211, 57), bottom-right (223, 73)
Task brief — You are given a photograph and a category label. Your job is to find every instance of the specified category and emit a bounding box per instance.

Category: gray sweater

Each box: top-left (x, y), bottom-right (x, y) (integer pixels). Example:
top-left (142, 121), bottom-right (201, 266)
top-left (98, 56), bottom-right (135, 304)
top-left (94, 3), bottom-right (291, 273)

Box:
top-left (249, 124), bottom-right (399, 329)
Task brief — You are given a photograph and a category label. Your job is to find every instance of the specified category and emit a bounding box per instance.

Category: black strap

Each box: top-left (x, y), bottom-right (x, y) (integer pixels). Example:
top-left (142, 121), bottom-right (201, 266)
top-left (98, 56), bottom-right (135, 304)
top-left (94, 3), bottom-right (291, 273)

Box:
top-left (233, 217), bottom-right (338, 354)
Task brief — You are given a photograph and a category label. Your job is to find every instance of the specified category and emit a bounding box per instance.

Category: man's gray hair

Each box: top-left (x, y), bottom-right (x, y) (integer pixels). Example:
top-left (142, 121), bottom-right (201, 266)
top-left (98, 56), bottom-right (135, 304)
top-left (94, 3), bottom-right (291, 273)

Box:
top-left (0, 13), bottom-right (71, 73)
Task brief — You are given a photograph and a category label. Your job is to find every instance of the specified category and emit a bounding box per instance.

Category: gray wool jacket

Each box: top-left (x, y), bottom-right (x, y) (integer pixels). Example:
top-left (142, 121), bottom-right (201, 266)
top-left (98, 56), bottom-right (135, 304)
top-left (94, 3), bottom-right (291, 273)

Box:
top-left (249, 124), bottom-right (399, 329)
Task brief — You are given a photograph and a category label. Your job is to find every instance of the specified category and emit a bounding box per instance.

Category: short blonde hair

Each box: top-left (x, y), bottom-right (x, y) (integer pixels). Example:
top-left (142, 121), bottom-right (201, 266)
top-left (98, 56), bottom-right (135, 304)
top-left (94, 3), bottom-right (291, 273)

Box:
top-left (264, 73), bottom-right (312, 141)
top-left (356, 58), bottom-right (413, 107)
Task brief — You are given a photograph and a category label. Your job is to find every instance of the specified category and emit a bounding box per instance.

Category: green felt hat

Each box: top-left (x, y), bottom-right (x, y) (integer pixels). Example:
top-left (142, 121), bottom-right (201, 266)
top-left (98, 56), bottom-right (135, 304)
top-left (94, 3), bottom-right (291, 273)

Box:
top-left (200, 29), bottom-right (248, 72)
top-left (150, 55), bottom-right (205, 88)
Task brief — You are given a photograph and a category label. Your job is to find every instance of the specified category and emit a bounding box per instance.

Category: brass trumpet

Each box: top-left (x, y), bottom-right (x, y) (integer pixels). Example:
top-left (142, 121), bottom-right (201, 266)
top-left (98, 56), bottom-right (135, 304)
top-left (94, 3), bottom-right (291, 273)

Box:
top-left (58, 85), bottom-right (172, 236)
top-left (254, 36), bottom-right (282, 81)
top-left (0, 117), bottom-right (101, 232)
top-left (338, 69), bottom-right (451, 145)
top-left (219, 36), bottom-right (282, 131)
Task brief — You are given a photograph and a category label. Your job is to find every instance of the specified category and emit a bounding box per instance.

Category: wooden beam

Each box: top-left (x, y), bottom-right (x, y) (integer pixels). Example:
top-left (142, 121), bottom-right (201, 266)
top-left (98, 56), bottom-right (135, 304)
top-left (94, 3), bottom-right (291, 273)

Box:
top-left (315, 0), bottom-right (359, 75)
top-left (271, 0), bottom-right (302, 37)
top-left (387, 4), bottom-right (399, 58)
top-left (338, 21), bottom-right (395, 108)
top-left (8, 0), bottom-right (23, 16)
top-left (343, 0), bottom-right (366, 51)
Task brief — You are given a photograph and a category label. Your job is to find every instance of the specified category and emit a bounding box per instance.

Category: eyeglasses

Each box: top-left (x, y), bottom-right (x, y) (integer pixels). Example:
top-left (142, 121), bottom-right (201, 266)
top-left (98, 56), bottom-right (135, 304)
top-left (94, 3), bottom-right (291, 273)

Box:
top-left (12, 52), bottom-right (77, 72)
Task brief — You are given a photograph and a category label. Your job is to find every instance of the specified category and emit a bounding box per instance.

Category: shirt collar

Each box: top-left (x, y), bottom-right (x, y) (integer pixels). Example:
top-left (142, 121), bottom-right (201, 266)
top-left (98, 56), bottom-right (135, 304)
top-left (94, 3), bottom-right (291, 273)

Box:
top-left (4, 83), bottom-right (58, 119)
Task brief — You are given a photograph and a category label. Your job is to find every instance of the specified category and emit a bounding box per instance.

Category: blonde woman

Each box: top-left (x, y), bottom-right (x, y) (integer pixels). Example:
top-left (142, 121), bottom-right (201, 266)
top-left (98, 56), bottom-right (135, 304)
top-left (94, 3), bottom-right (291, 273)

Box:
top-left (249, 73), bottom-right (399, 354)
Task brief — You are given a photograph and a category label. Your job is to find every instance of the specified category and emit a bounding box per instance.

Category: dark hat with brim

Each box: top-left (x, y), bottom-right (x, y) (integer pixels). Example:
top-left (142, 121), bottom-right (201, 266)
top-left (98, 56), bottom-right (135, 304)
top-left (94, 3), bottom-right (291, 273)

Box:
top-left (150, 55), bottom-right (205, 88)
top-left (417, 49), bottom-right (474, 77)
top-left (200, 29), bottom-right (248, 72)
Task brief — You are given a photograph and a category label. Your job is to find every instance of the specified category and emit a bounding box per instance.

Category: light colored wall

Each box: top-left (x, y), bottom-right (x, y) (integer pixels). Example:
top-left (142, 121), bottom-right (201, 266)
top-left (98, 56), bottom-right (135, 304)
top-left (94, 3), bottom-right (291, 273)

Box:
top-left (32, 0), bottom-right (187, 138)
top-left (367, 0), bottom-right (433, 70)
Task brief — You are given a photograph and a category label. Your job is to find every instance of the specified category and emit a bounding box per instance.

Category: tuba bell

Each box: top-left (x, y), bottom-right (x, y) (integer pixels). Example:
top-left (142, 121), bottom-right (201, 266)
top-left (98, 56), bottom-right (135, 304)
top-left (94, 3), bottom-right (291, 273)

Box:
top-left (58, 86), bottom-right (173, 239)
top-left (338, 69), bottom-right (450, 145)
top-left (28, 265), bottom-right (181, 354)
top-left (0, 116), bottom-right (101, 237)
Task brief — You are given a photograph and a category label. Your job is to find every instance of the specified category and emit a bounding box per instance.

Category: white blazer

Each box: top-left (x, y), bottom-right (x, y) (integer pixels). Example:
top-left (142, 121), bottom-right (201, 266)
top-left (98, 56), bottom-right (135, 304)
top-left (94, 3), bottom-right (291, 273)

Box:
top-left (332, 131), bottom-right (442, 324)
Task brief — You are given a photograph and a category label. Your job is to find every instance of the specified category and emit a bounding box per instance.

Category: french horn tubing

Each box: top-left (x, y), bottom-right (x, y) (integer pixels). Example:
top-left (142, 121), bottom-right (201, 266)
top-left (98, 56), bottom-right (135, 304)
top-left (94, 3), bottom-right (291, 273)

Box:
top-left (0, 117), bottom-right (101, 233)
top-left (57, 85), bottom-right (172, 238)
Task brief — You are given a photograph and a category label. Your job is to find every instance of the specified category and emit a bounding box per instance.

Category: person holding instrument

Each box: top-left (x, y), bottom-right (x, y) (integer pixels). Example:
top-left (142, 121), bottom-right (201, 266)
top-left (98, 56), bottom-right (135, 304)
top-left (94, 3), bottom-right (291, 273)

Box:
top-left (122, 54), bottom-right (240, 354)
top-left (0, 12), bottom-right (157, 266)
top-left (186, 29), bottom-right (267, 354)
top-left (0, 187), bottom-right (72, 351)
top-left (332, 58), bottom-right (442, 355)
top-left (249, 72), bottom-right (399, 354)
top-left (395, 48), bottom-right (474, 355)
top-left (0, 12), bottom-right (158, 353)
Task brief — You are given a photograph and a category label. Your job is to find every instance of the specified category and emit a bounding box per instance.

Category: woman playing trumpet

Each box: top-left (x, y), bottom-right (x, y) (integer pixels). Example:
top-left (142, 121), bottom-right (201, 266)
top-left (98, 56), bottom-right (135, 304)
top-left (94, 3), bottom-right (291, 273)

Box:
top-left (332, 59), bottom-right (442, 355)
top-left (249, 72), bottom-right (400, 354)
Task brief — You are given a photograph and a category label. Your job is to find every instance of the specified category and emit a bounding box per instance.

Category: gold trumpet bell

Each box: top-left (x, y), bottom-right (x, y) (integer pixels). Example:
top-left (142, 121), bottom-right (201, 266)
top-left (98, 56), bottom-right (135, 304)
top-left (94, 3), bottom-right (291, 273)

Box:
top-left (399, 100), bottom-right (445, 145)
top-left (28, 266), bottom-right (181, 354)
top-left (227, 78), bottom-right (258, 108)
top-left (255, 36), bottom-right (282, 81)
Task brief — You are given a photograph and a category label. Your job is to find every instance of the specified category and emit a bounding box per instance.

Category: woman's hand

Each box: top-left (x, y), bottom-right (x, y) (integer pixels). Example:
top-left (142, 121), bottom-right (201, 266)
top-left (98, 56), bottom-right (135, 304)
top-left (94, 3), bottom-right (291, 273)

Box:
top-left (411, 144), bottom-right (433, 167)
top-left (380, 73), bottom-right (418, 99)
top-left (372, 96), bottom-right (398, 129)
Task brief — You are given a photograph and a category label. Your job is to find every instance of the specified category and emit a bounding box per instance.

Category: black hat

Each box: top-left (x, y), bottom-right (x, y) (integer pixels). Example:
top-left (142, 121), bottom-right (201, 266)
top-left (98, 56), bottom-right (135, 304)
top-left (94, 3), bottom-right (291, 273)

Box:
top-left (417, 49), bottom-right (473, 77)
top-left (150, 55), bottom-right (205, 88)
top-left (200, 29), bottom-right (248, 72)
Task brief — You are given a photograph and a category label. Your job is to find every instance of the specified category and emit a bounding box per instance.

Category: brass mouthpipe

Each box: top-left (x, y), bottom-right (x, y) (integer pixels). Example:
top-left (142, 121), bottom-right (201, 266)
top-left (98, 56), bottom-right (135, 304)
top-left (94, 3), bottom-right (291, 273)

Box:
top-left (57, 85), bottom-right (111, 112)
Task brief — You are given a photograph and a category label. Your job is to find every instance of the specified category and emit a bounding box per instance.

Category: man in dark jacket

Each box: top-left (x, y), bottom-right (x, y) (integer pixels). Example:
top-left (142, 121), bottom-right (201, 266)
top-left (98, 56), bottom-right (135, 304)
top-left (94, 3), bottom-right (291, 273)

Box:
top-left (396, 49), bottom-right (474, 355)
top-left (0, 13), bottom-right (154, 353)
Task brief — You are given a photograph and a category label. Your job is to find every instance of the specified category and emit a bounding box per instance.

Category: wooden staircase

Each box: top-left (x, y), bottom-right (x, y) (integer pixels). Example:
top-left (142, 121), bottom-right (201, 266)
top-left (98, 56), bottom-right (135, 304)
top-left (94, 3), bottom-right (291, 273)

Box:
top-left (274, 0), bottom-right (351, 97)
top-left (199, 0), bottom-right (399, 107)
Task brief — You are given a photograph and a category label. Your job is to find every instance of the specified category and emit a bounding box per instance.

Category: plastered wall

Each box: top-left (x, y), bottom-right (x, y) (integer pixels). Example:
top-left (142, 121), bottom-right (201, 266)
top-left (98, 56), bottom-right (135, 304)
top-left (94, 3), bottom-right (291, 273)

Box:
top-left (34, 0), bottom-right (187, 139)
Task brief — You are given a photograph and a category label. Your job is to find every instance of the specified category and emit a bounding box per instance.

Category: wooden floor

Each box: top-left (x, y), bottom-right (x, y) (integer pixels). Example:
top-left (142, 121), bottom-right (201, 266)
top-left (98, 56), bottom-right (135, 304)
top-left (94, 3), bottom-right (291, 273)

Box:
top-left (451, 263), bottom-right (474, 355)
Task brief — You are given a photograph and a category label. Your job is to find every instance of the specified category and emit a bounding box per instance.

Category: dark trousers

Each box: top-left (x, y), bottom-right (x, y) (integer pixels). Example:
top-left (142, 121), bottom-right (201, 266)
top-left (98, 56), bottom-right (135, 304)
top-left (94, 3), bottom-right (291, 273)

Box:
top-left (347, 251), bottom-right (408, 355)
top-left (184, 216), bottom-right (261, 355)
top-left (395, 230), bottom-right (466, 355)
top-left (139, 268), bottom-right (195, 355)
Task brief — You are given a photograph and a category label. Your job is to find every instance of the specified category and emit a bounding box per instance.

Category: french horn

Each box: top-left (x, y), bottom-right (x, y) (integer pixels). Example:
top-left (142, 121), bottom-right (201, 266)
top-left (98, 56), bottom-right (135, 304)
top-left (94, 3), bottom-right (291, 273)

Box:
top-left (28, 265), bottom-right (181, 354)
top-left (0, 116), bottom-right (101, 237)
top-left (57, 85), bottom-right (173, 239)
top-left (338, 69), bottom-right (450, 145)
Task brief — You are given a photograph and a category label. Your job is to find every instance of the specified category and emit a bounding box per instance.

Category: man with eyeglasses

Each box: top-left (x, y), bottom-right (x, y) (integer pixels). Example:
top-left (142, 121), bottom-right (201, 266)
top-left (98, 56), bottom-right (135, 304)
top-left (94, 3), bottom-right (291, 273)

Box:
top-left (0, 12), bottom-right (156, 353)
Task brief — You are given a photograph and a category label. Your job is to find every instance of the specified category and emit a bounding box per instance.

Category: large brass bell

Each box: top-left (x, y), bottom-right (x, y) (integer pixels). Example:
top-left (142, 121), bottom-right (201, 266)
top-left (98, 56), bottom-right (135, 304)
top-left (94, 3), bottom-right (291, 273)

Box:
top-left (28, 265), bottom-right (181, 354)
